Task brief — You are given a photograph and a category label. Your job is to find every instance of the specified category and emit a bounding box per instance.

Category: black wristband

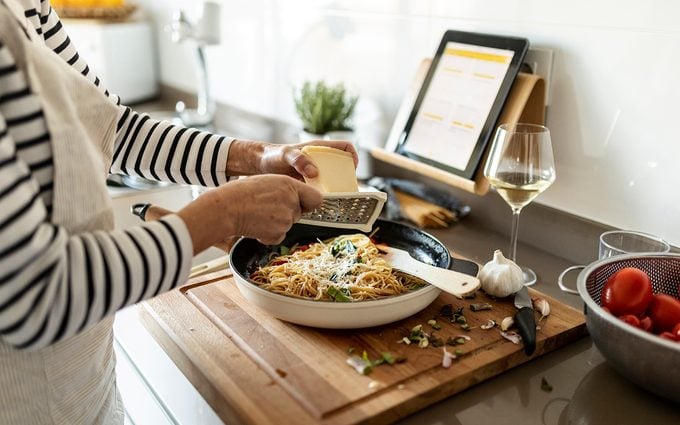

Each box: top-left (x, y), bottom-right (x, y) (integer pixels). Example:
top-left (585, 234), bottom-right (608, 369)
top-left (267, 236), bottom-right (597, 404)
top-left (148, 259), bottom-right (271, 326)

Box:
top-left (131, 203), bottom-right (152, 221)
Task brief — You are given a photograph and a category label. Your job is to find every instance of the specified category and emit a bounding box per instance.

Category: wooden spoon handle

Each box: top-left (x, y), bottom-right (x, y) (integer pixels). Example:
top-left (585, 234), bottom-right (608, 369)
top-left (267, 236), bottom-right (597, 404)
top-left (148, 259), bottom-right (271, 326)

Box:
top-left (397, 255), bottom-right (480, 297)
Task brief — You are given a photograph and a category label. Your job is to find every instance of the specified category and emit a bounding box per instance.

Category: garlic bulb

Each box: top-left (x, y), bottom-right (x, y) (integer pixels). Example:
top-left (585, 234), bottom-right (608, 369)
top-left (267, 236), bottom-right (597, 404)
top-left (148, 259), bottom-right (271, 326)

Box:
top-left (478, 250), bottom-right (524, 298)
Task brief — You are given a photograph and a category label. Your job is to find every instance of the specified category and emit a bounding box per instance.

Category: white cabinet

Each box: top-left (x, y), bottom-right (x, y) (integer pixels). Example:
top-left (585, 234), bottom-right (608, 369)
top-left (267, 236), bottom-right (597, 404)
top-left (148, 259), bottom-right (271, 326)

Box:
top-left (111, 185), bottom-right (224, 425)
top-left (63, 19), bottom-right (159, 104)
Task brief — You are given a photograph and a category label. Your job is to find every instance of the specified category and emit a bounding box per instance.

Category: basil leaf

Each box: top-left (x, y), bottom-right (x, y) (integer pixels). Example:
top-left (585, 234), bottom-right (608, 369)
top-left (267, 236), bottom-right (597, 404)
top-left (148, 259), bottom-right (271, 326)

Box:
top-left (327, 286), bottom-right (351, 302)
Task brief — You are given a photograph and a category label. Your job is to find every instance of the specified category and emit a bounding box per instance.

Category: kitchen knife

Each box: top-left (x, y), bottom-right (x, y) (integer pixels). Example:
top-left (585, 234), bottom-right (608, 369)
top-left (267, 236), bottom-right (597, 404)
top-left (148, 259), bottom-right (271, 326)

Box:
top-left (513, 286), bottom-right (536, 356)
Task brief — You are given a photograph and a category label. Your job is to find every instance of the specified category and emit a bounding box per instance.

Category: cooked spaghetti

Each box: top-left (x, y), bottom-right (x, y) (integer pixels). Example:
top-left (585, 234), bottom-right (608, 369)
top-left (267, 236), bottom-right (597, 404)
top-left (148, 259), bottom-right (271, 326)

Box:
top-left (249, 234), bottom-right (425, 301)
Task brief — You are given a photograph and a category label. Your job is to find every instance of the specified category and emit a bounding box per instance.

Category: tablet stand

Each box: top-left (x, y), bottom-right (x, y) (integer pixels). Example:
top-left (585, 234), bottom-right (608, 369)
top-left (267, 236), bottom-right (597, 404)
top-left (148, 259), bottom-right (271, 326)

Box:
top-left (372, 58), bottom-right (546, 195)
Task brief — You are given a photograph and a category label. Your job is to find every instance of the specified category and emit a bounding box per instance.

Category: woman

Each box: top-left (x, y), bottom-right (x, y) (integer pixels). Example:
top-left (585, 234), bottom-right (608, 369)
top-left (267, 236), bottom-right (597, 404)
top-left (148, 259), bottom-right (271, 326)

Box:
top-left (0, 0), bottom-right (358, 423)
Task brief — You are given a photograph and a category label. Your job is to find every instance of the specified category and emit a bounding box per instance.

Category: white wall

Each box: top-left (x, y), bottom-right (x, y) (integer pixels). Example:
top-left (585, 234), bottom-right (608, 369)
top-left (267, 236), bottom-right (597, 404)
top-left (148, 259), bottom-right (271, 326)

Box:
top-left (137, 0), bottom-right (680, 246)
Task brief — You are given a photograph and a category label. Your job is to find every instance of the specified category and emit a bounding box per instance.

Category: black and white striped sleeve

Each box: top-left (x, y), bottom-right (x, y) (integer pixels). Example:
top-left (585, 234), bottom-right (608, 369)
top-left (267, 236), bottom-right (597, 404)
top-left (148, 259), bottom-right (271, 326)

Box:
top-left (0, 110), bottom-right (193, 350)
top-left (0, 40), bottom-right (194, 349)
top-left (110, 108), bottom-right (233, 187)
top-left (33, 1), bottom-right (234, 187)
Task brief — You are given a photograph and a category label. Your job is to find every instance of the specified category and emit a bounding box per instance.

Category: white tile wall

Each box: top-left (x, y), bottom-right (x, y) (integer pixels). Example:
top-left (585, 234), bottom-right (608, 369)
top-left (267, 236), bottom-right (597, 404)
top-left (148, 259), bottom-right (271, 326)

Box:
top-left (136, 0), bottom-right (680, 246)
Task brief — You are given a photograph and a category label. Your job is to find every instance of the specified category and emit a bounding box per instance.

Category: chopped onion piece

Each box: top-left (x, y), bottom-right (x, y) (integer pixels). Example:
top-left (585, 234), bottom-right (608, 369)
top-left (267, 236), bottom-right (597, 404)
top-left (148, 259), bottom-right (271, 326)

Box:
top-left (346, 355), bottom-right (371, 374)
top-left (501, 331), bottom-right (522, 344)
top-left (480, 319), bottom-right (496, 330)
top-left (442, 347), bottom-right (457, 368)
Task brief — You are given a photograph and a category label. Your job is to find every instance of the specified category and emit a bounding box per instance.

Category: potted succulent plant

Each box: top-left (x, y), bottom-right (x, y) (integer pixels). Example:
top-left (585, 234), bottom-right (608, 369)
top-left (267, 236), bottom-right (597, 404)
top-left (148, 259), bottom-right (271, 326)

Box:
top-left (294, 80), bottom-right (358, 141)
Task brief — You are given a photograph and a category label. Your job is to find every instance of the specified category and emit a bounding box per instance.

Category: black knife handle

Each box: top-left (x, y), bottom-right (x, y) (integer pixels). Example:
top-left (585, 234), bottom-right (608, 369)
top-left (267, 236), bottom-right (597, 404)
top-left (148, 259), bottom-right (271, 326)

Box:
top-left (515, 307), bottom-right (536, 356)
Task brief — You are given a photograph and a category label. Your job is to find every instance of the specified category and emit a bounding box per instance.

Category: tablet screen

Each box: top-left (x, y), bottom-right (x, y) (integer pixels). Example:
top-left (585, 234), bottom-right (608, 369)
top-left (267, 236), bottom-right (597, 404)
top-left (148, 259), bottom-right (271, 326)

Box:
top-left (397, 31), bottom-right (528, 179)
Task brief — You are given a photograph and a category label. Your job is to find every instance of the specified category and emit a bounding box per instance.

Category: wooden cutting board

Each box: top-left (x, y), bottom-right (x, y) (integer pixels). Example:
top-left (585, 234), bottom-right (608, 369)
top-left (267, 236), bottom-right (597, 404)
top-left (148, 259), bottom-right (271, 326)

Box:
top-left (140, 269), bottom-right (586, 425)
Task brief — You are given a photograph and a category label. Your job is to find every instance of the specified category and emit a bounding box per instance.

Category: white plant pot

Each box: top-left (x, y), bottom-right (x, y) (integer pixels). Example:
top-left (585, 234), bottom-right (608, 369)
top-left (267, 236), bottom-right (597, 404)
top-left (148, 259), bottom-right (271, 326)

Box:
top-left (298, 130), bottom-right (326, 143)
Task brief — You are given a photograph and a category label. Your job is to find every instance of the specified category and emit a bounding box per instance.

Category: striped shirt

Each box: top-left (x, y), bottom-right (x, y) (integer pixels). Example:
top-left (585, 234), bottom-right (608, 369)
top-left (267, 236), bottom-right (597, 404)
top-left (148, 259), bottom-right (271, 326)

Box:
top-left (0, 0), bottom-right (233, 350)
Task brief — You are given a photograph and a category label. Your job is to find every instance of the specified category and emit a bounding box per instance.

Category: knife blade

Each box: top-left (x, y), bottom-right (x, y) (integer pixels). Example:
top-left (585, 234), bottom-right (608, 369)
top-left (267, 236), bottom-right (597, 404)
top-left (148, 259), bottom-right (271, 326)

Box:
top-left (513, 286), bottom-right (536, 356)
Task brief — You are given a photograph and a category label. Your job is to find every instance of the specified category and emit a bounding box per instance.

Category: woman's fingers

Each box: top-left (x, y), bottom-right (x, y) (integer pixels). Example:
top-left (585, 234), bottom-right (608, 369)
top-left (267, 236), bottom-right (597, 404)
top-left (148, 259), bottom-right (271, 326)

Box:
top-left (259, 139), bottom-right (359, 179)
top-left (292, 179), bottom-right (323, 212)
top-left (295, 140), bottom-right (359, 167)
top-left (282, 146), bottom-right (317, 178)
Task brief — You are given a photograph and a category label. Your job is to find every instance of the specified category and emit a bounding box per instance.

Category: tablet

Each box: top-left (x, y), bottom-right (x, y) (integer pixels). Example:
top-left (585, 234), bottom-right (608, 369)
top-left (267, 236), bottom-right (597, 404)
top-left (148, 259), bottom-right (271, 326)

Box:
top-left (396, 30), bottom-right (529, 180)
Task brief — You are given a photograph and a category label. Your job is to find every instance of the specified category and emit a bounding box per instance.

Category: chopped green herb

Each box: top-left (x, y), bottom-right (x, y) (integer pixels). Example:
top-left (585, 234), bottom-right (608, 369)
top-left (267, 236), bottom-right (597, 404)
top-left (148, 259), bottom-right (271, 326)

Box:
top-left (331, 239), bottom-right (356, 257)
top-left (430, 335), bottom-right (444, 347)
top-left (441, 304), bottom-right (468, 325)
top-left (327, 286), bottom-right (351, 302)
top-left (347, 347), bottom-right (355, 354)
top-left (408, 324), bottom-right (428, 343)
top-left (470, 302), bottom-right (493, 311)
top-left (381, 352), bottom-right (396, 365)
top-left (454, 337), bottom-right (467, 345)
top-left (541, 377), bottom-right (553, 392)
top-left (460, 323), bottom-right (471, 331)
top-left (454, 349), bottom-right (465, 357)
top-left (279, 245), bottom-right (290, 255)
top-left (426, 319), bottom-right (441, 330)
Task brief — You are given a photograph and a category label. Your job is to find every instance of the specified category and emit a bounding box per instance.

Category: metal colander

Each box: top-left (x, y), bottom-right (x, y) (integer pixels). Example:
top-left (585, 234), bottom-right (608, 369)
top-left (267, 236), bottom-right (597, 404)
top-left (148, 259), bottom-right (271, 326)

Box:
top-left (577, 253), bottom-right (680, 402)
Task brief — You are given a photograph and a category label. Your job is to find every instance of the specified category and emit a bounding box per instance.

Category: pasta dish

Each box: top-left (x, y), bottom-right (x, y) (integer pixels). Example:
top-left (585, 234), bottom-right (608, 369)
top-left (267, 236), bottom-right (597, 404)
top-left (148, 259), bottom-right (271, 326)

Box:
top-left (249, 234), bottom-right (425, 302)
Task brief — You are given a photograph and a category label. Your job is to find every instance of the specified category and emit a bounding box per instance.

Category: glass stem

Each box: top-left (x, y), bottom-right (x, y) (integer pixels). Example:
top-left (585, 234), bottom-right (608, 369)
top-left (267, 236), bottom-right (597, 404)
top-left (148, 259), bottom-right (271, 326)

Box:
top-left (509, 207), bottom-right (522, 262)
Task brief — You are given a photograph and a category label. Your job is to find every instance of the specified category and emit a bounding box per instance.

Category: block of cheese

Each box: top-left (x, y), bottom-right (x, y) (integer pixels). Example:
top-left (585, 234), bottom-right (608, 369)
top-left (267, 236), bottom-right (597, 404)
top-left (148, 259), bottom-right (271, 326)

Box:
top-left (301, 146), bottom-right (358, 192)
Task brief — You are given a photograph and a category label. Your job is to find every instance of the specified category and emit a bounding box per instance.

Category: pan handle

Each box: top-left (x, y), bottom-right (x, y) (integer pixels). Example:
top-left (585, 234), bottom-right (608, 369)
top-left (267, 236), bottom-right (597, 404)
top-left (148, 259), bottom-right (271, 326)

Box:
top-left (450, 258), bottom-right (479, 277)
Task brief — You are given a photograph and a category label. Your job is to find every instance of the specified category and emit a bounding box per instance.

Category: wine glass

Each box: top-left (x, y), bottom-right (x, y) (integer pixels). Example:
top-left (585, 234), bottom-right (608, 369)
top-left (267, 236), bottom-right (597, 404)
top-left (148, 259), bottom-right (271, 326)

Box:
top-left (483, 123), bottom-right (556, 286)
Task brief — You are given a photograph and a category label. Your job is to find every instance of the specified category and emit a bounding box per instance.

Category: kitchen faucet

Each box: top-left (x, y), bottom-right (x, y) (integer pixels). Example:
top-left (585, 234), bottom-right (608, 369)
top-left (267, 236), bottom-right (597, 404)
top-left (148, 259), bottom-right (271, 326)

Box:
top-left (167, 1), bottom-right (221, 128)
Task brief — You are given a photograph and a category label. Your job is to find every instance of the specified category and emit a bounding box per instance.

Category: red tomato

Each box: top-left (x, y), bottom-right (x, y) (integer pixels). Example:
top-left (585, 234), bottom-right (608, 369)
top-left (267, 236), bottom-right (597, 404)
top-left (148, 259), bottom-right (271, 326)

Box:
top-left (648, 294), bottom-right (680, 332)
top-left (618, 314), bottom-right (640, 328)
top-left (673, 323), bottom-right (680, 339)
top-left (292, 244), bottom-right (310, 253)
top-left (601, 268), bottom-right (653, 316)
top-left (659, 332), bottom-right (677, 341)
top-left (640, 316), bottom-right (654, 332)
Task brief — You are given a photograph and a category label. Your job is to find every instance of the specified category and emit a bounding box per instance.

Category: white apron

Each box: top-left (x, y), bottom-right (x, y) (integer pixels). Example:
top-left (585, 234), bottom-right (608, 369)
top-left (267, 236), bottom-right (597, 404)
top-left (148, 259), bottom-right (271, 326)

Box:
top-left (0, 1), bottom-right (124, 423)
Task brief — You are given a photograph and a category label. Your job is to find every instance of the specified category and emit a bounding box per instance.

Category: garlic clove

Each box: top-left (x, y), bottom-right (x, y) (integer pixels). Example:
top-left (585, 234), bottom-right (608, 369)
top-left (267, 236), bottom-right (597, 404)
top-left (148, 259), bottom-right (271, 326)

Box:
top-left (501, 316), bottom-right (515, 331)
top-left (533, 298), bottom-right (550, 322)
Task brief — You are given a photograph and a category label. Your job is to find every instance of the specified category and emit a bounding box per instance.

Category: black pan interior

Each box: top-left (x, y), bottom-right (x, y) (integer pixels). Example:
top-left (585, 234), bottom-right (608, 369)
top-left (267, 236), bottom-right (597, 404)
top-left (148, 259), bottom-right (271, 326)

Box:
top-left (230, 219), bottom-right (452, 280)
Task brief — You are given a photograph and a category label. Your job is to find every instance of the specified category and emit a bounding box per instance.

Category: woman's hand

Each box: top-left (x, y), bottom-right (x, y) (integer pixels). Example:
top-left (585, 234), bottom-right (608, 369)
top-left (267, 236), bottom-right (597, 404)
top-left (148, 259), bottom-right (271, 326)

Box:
top-left (227, 139), bottom-right (358, 180)
top-left (177, 175), bottom-right (323, 254)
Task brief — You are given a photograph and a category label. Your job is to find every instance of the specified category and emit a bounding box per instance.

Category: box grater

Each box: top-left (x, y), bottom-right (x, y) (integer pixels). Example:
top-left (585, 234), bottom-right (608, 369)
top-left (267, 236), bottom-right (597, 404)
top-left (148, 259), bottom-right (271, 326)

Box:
top-left (298, 189), bottom-right (387, 233)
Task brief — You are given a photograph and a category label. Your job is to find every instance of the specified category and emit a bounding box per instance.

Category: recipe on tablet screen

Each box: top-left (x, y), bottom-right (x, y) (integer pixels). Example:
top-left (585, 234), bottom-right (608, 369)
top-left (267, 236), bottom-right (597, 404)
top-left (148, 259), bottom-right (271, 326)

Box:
top-left (405, 42), bottom-right (515, 171)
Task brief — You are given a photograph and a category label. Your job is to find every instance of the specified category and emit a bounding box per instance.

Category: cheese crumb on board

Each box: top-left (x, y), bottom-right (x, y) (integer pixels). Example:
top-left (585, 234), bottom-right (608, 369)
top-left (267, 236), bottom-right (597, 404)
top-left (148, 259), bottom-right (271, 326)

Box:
top-left (301, 146), bottom-right (358, 193)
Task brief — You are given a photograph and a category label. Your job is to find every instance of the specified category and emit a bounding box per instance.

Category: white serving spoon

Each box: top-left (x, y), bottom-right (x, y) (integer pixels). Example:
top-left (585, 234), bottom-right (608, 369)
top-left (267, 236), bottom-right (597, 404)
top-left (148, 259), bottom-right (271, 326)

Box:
top-left (377, 245), bottom-right (480, 298)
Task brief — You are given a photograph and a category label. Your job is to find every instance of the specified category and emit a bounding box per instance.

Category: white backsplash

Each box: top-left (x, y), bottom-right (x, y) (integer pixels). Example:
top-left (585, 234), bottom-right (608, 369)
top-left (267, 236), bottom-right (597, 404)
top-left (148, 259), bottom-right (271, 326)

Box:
top-left (136, 0), bottom-right (680, 246)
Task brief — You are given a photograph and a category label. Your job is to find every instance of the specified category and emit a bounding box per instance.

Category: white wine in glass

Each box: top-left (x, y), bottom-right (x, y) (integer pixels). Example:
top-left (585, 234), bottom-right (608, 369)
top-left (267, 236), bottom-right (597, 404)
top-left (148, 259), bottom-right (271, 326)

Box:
top-left (484, 123), bottom-right (556, 286)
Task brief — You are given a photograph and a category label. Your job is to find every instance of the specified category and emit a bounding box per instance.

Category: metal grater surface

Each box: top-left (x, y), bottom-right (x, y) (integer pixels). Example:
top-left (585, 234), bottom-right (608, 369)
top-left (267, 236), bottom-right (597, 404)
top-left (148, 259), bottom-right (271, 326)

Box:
top-left (298, 191), bottom-right (387, 232)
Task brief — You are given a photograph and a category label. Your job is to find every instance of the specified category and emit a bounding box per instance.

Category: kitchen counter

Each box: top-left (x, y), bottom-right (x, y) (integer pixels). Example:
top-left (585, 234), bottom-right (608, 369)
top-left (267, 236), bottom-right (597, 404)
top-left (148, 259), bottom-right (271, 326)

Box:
top-left (122, 94), bottom-right (679, 424)
top-left (137, 201), bottom-right (680, 424)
